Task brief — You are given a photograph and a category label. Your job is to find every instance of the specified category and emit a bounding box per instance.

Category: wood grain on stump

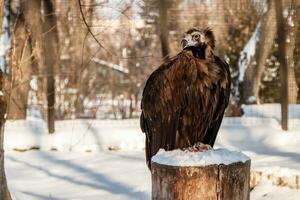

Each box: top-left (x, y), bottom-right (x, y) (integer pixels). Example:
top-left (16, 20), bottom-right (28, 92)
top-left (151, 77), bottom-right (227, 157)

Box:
top-left (151, 160), bottom-right (251, 200)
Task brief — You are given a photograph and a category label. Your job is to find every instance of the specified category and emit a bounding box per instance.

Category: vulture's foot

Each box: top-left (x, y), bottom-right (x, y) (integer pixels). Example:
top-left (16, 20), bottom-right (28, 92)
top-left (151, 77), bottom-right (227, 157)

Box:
top-left (185, 142), bottom-right (212, 152)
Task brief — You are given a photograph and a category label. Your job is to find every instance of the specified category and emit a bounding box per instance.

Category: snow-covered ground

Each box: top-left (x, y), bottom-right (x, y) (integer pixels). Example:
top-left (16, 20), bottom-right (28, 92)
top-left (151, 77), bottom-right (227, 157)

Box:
top-left (6, 150), bottom-right (151, 200)
top-left (5, 150), bottom-right (300, 200)
top-left (251, 178), bottom-right (300, 200)
top-left (4, 104), bottom-right (300, 199)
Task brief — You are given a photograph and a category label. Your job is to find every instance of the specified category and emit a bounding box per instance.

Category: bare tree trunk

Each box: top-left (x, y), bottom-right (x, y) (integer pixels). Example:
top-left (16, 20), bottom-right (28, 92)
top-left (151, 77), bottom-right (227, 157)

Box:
top-left (23, 0), bottom-right (58, 133)
top-left (129, 95), bottom-right (133, 118)
top-left (73, 0), bottom-right (95, 117)
top-left (275, 0), bottom-right (288, 130)
top-left (242, 0), bottom-right (277, 103)
top-left (7, 15), bottom-right (32, 119)
top-left (42, 0), bottom-right (58, 133)
top-left (0, 0), bottom-right (12, 198)
top-left (253, 0), bottom-right (277, 103)
top-left (286, 5), bottom-right (298, 103)
top-left (72, 0), bottom-right (85, 117)
top-left (21, 1), bottom-right (46, 119)
top-left (158, 0), bottom-right (170, 61)
top-left (294, 2), bottom-right (300, 103)
top-left (0, 73), bottom-right (12, 200)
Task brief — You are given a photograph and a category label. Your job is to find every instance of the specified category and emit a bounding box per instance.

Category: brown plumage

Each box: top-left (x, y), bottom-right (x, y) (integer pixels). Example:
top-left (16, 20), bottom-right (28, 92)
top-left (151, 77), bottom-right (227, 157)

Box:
top-left (140, 28), bottom-right (231, 169)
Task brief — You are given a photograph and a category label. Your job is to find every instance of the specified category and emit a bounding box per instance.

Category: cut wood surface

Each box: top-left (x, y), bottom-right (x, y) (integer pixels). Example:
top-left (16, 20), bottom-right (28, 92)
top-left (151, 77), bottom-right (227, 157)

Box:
top-left (151, 160), bottom-right (251, 200)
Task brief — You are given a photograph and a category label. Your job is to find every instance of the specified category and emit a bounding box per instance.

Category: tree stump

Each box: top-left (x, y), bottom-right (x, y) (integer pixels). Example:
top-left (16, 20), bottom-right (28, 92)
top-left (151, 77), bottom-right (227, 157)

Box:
top-left (151, 149), bottom-right (251, 200)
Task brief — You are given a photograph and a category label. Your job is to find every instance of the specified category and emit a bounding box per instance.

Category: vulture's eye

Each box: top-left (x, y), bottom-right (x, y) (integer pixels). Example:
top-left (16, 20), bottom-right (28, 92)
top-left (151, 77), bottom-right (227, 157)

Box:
top-left (194, 34), bottom-right (200, 40)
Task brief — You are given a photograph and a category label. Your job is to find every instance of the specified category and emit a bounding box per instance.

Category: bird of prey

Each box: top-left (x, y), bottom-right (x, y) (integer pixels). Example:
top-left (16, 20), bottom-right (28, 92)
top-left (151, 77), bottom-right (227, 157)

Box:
top-left (140, 28), bottom-right (231, 169)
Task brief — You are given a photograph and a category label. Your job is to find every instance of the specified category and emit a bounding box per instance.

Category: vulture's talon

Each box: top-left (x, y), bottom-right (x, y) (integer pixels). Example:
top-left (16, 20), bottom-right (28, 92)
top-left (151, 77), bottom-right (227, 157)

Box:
top-left (185, 142), bottom-right (212, 152)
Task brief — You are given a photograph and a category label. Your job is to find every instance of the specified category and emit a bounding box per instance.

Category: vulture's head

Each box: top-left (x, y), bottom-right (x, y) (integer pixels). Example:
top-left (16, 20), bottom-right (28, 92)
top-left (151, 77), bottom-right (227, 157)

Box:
top-left (181, 28), bottom-right (215, 51)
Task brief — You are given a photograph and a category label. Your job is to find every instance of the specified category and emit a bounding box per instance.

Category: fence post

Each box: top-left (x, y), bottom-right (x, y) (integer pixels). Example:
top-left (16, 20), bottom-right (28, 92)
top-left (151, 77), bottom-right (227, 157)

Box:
top-left (151, 150), bottom-right (251, 200)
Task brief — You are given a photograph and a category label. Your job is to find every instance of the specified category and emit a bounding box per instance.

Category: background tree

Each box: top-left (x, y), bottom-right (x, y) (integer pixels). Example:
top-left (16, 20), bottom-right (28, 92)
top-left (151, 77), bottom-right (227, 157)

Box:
top-left (276, 0), bottom-right (288, 130)
top-left (158, 0), bottom-right (171, 60)
top-left (21, 0), bottom-right (58, 133)
top-left (0, 0), bottom-right (13, 198)
top-left (7, 1), bottom-right (33, 120)
top-left (240, 0), bottom-right (299, 104)
top-left (1, 0), bottom-right (298, 126)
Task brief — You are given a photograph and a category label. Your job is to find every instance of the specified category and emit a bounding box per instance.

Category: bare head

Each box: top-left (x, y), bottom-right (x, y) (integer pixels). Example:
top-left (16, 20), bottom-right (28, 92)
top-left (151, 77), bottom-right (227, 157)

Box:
top-left (181, 28), bottom-right (215, 50)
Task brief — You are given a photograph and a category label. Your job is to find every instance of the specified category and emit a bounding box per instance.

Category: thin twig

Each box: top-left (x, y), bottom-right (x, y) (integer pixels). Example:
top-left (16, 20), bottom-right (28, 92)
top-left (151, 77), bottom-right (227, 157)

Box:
top-left (78, 0), bottom-right (113, 57)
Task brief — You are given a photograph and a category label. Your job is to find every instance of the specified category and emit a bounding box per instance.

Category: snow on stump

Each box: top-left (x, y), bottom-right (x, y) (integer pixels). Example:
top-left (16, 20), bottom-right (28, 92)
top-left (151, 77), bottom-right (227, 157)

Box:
top-left (151, 148), bottom-right (251, 200)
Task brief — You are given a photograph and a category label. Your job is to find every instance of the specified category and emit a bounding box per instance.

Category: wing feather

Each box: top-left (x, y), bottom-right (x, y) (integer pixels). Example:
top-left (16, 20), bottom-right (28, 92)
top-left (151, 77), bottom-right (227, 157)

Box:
top-left (140, 51), bottom-right (231, 168)
top-left (203, 56), bottom-right (231, 146)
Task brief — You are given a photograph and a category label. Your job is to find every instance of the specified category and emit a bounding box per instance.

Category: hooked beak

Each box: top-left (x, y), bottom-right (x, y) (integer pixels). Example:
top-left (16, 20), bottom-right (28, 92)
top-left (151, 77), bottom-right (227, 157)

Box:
top-left (181, 35), bottom-right (205, 49)
top-left (181, 37), bottom-right (196, 49)
top-left (181, 38), bottom-right (189, 49)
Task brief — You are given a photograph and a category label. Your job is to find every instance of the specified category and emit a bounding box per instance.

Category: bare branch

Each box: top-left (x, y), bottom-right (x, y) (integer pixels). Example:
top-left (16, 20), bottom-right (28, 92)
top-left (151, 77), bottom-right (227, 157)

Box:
top-left (78, 0), bottom-right (113, 57)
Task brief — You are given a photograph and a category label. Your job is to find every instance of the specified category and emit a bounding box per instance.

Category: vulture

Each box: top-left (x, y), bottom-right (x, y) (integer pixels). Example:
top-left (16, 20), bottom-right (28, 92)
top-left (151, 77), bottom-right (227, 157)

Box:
top-left (140, 28), bottom-right (231, 169)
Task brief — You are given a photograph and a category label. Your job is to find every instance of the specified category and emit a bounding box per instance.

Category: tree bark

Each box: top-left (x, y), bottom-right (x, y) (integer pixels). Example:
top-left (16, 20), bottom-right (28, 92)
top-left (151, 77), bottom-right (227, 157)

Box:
top-left (73, 0), bottom-right (95, 117)
top-left (7, 16), bottom-right (32, 119)
top-left (253, 1), bottom-right (277, 103)
top-left (152, 160), bottom-right (251, 200)
top-left (0, 0), bottom-right (12, 198)
top-left (158, 0), bottom-right (170, 61)
top-left (22, 0), bottom-right (58, 133)
top-left (286, 4), bottom-right (298, 103)
top-left (22, 0), bottom-right (47, 120)
top-left (275, 0), bottom-right (288, 130)
top-left (242, 0), bottom-right (277, 103)
top-left (0, 76), bottom-right (12, 200)
top-left (42, 0), bottom-right (58, 133)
